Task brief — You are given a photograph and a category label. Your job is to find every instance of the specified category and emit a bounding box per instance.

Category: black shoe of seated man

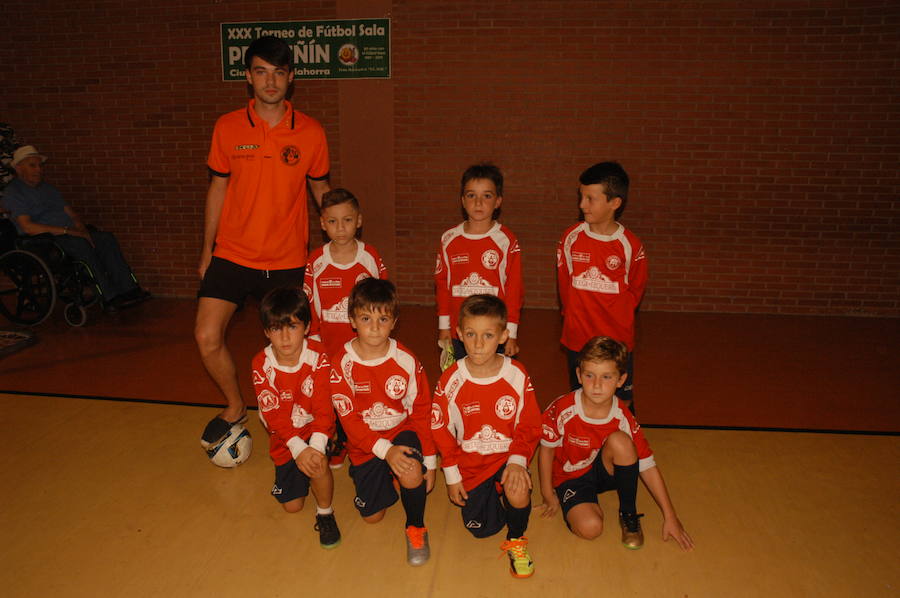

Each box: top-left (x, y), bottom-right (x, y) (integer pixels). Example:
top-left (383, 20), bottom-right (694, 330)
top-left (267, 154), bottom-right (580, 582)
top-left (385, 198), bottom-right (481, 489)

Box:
top-left (118, 287), bottom-right (151, 307)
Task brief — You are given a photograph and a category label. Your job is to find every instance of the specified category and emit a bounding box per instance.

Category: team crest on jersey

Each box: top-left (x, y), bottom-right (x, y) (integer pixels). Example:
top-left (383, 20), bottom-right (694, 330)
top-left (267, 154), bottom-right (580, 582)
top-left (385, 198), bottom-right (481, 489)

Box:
top-left (495, 395), bottom-right (517, 420)
top-left (301, 375), bottom-right (314, 397)
top-left (385, 375), bottom-right (407, 399)
top-left (572, 267), bottom-right (619, 294)
top-left (280, 144), bottom-right (300, 166)
top-left (430, 403), bottom-right (444, 429)
top-left (291, 404), bottom-right (313, 428)
top-left (257, 389), bottom-right (279, 412)
top-left (562, 488), bottom-right (577, 503)
top-left (605, 255), bottom-right (622, 270)
top-left (333, 393), bottom-right (353, 417)
top-left (452, 272), bottom-right (499, 298)
top-left (481, 249), bottom-right (500, 270)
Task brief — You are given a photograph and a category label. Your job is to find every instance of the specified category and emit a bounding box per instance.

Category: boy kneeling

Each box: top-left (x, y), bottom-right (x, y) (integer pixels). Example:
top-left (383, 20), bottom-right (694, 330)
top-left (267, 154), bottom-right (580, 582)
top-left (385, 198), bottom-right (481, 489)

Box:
top-left (539, 336), bottom-right (692, 551)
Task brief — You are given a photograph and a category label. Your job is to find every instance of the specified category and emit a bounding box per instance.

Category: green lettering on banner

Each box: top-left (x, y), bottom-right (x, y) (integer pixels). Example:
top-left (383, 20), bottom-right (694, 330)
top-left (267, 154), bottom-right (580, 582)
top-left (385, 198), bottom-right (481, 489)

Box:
top-left (220, 19), bottom-right (390, 81)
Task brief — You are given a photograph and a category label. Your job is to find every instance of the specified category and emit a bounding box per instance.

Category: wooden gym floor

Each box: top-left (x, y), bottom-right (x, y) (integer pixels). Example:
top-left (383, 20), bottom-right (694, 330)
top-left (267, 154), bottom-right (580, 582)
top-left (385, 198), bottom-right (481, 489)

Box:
top-left (1, 299), bottom-right (898, 597)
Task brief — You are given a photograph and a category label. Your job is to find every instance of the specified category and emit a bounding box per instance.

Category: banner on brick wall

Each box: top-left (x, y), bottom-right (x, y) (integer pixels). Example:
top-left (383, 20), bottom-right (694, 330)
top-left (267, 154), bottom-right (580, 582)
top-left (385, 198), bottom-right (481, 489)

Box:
top-left (221, 19), bottom-right (390, 81)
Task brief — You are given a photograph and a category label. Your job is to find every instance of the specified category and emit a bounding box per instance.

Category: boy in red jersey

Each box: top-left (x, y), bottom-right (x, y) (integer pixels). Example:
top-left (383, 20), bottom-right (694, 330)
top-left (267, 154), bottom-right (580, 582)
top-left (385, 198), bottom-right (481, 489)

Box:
top-left (557, 162), bottom-right (646, 412)
top-left (431, 295), bottom-right (542, 578)
top-left (251, 287), bottom-right (341, 549)
top-left (538, 336), bottom-right (692, 551)
top-left (330, 278), bottom-right (436, 566)
top-left (435, 163), bottom-right (523, 362)
top-left (304, 188), bottom-right (388, 468)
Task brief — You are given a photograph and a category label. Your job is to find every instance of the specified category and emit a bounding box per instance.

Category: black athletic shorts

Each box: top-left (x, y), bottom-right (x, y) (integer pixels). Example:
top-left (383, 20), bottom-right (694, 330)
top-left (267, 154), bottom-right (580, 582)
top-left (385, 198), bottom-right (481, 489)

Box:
top-left (198, 256), bottom-right (305, 307)
top-left (554, 455), bottom-right (617, 519)
top-left (271, 460), bottom-right (311, 504)
top-left (348, 429), bottom-right (425, 518)
top-left (459, 464), bottom-right (507, 538)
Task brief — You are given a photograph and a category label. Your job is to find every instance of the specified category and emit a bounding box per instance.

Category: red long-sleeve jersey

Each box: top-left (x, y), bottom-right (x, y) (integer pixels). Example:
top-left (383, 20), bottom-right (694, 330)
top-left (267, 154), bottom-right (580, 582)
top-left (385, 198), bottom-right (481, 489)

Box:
top-left (541, 390), bottom-right (655, 488)
top-left (557, 222), bottom-right (647, 351)
top-left (252, 340), bottom-right (336, 466)
top-left (304, 240), bottom-right (388, 358)
top-left (330, 338), bottom-right (436, 469)
top-left (434, 222), bottom-right (523, 339)
top-left (431, 357), bottom-right (542, 491)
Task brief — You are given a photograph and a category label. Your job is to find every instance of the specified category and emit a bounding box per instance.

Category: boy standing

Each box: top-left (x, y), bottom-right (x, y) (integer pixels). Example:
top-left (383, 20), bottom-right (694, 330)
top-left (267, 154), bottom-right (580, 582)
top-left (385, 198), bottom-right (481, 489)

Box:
top-left (252, 287), bottom-right (341, 548)
top-left (435, 163), bottom-right (523, 361)
top-left (557, 161), bottom-right (646, 410)
top-left (538, 336), bottom-right (692, 551)
top-left (431, 295), bottom-right (542, 578)
top-left (305, 188), bottom-right (388, 468)
top-left (330, 278), bottom-right (436, 566)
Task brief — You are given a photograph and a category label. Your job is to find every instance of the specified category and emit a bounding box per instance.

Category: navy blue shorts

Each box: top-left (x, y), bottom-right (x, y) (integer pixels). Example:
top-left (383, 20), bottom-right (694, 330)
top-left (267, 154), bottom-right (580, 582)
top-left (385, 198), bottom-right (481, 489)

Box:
top-left (459, 464), bottom-right (507, 538)
top-left (554, 455), bottom-right (617, 519)
top-left (271, 459), bottom-right (311, 504)
top-left (348, 430), bottom-right (425, 518)
top-left (198, 256), bottom-right (305, 307)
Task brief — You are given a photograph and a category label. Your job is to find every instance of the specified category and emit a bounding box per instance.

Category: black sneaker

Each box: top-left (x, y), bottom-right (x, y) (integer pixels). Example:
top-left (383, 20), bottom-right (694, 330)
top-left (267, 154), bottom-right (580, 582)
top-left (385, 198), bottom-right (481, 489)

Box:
top-left (315, 513), bottom-right (341, 549)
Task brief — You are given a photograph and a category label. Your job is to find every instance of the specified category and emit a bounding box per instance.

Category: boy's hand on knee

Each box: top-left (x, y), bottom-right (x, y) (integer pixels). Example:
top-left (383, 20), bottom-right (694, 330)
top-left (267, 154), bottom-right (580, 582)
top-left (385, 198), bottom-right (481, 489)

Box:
top-left (539, 492), bottom-right (560, 518)
top-left (447, 482), bottom-right (468, 506)
top-left (501, 463), bottom-right (532, 495)
top-left (663, 516), bottom-right (694, 551)
top-left (296, 447), bottom-right (325, 478)
top-left (386, 445), bottom-right (419, 478)
top-left (424, 469), bottom-right (436, 493)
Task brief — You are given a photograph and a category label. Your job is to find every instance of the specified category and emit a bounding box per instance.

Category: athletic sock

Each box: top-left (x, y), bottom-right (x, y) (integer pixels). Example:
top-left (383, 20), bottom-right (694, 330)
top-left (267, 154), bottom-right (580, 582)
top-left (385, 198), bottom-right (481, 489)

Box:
top-left (400, 481), bottom-right (426, 528)
top-left (505, 501), bottom-right (532, 539)
top-left (614, 461), bottom-right (640, 514)
top-left (316, 505), bottom-right (334, 516)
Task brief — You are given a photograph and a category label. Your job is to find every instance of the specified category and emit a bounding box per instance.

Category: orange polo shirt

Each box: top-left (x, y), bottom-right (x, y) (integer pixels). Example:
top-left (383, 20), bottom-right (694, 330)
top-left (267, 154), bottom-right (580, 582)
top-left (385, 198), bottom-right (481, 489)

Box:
top-left (207, 100), bottom-right (329, 270)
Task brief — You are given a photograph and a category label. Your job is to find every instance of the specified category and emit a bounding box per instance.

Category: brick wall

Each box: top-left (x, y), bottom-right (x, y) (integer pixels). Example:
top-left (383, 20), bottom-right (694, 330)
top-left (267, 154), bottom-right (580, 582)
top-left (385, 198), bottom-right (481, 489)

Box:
top-left (3, 1), bottom-right (898, 317)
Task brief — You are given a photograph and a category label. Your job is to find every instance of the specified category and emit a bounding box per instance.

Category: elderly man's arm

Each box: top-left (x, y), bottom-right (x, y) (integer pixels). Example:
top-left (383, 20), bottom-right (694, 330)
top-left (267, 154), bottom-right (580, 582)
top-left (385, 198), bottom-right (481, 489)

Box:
top-left (15, 212), bottom-right (93, 245)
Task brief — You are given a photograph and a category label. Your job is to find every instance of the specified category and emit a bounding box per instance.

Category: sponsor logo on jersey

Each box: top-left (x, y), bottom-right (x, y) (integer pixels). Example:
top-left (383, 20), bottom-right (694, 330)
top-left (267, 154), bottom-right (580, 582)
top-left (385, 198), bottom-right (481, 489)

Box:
top-left (494, 395), bottom-right (517, 420)
top-left (562, 488), bottom-right (577, 503)
top-left (333, 393), bottom-right (353, 417)
top-left (481, 249), bottom-right (500, 270)
top-left (280, 144), bottom-right (300, 166)
top-left (354, 381), bottom-right (371, 393)
top-left (361, 401), bottom-right (407, 431)
top-left (323, 297), bottom-right (350, 323)
top-left (605, 255), bottom-right (622, 270)
top-left (320, 278), bottom-right (342, 289)
top-left (572, 267), bottom-right (619, 294)
top-left (452, 272), bottom-right (499, 298)
top-left (301, 376), bottom-right (314, 397)
top-left (567, 434), bottom-right (590, 448)
top-left (465, 520), bottom-right (483, 529)
top-left (354, 496), bottom-right (366, 508)
top-left (430, 403), bottom-right (444, 429)
top-left (572, 251), bottom-right (591, 263)
top-left (291, 404), bottom-right (313, 428)
top-left (280, 390), bottom-right (293, 403)
top-left (252, 369), bottom-right (265, 385)
top-left (385, 375), bottom-right (407, 399)
top-left (461, 424), bottom-right (512, 454)
top-left (563, 449), bottom-right (599, 472)
top-left (461, 401), bottom-right (480, 415)
top-left (450, 253), bottom-right (469, 265)
top-left (258, 389), bottom-right (279, 412)
top-left (235, 144), bottom-right (260, 150)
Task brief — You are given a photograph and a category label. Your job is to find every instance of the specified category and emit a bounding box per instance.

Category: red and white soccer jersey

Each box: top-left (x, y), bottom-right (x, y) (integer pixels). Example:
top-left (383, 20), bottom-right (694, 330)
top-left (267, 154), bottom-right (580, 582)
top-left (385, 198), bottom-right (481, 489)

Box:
top-left (541, 390), bottom-right (655, 488)
top-left (330, 338), bottom-right (436, 469)
top-left (252, 339), bottom-right (336, 466)
top-left (304, 240), bottom-right (388, 358)
top-left (432, 357), bottom-right (542, 491)
top-left (434, 222), bottom-right (523, 339)
top-left (557, 222), bottom-right (647, 351)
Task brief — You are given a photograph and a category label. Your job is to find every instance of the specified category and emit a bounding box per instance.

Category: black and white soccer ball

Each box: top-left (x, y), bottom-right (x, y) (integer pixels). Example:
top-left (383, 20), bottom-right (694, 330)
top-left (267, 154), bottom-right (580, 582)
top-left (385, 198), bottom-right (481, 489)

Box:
top-left (206, 423), bottom-right (252, 468)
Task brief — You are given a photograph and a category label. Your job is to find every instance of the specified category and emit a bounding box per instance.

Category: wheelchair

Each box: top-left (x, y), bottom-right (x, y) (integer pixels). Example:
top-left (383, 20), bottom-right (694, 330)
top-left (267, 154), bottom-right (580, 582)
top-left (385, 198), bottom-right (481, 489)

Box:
top-left (0, 214), bottom-right (99, 327)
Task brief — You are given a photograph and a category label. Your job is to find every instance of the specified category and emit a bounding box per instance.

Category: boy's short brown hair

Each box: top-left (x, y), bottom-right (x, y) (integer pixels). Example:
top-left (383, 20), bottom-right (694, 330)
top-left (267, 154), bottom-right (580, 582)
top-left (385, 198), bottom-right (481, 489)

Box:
top-left (348, 277), bottom-right (398, 319)
top-left (322, 187), bottom-right (360, 211)
top-left (458, 294), bottom-right (507, 329)
top-left (578, 336), bottom-right (628, 374)
top-left (260, 286), bottom-right (311, 330)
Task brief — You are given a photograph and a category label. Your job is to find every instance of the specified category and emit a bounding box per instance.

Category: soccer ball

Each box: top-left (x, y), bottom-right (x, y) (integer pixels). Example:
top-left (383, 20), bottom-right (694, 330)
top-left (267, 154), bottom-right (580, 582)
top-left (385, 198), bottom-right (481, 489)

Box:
top-left (206, 423), bottom-right (252, 468)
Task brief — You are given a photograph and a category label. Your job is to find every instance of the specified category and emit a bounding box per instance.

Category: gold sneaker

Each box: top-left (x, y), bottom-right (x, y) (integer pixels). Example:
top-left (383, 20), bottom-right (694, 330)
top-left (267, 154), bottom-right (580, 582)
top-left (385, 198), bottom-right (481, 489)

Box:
top-left (619, 512), bottom-right (644, 550)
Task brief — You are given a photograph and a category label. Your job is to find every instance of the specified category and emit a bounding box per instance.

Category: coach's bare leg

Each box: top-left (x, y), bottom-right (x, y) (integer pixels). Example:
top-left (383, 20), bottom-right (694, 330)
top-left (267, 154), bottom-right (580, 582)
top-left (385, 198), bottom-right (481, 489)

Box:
top-left (195, 296), bottom-right (245, 421)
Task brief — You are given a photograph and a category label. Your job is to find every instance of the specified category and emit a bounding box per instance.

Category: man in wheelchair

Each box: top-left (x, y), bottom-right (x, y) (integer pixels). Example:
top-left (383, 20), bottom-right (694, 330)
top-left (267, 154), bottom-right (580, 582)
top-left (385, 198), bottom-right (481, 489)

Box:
top-left (2, 145), bottom-right (149, 311)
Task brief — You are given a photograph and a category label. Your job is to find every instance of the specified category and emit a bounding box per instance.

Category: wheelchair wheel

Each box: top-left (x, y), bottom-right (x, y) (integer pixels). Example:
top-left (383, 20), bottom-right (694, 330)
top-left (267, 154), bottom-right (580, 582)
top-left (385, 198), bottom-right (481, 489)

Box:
top-left (57, 260), bottom-right (99, 309)
top-left (0, 250), bottom-right (57, 326)
top-left (64, 303), bottom-right (88, 327)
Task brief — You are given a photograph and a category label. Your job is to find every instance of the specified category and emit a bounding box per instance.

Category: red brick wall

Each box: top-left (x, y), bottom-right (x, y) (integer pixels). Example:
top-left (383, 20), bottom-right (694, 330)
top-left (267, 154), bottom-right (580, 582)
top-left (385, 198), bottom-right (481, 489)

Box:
top-left (3, 1), bottom-right (898, 317)
top-left (393, 0), bottom-right (900, 317)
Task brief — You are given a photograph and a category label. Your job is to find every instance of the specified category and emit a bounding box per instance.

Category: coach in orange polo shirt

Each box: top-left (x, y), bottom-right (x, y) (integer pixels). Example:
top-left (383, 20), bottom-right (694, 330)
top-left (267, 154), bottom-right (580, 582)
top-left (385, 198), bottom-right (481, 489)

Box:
top-left (196, 36), bottom-right (331, 451)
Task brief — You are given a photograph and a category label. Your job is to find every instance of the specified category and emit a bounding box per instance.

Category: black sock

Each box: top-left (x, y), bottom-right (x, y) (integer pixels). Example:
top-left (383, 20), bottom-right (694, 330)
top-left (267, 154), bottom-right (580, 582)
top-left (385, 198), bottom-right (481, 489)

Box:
top-left (505, 501), bottom-right (532, 539)
top-left (614, 461), bottom-right (639, 514)
top-left (400, 481), bottom-right (426, 528)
